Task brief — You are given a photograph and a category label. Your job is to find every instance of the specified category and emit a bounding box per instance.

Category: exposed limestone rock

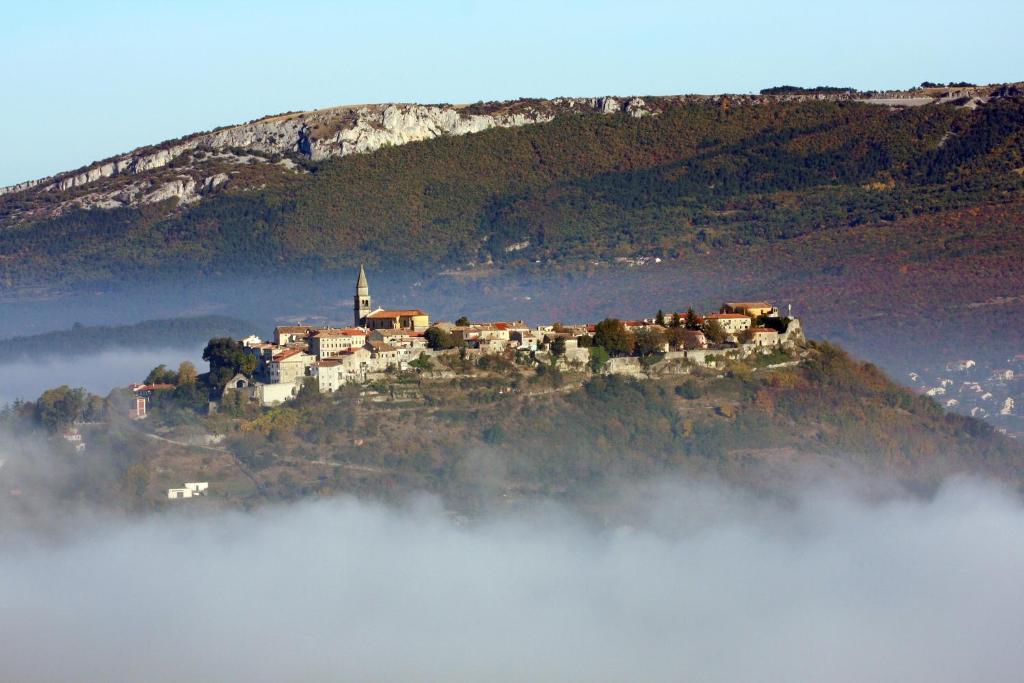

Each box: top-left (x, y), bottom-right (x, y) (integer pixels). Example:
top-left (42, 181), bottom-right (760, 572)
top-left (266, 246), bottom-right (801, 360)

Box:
top-left (2, 101), bottom-right (576, 199)
top-left (202, 173), bottom-right (229, 192)
top-left (624, 97), bottom-right (649, 118)
top-left (143, 177), bottom-right (198, 205)
top-left (599, 97), bottom-right (621, 114)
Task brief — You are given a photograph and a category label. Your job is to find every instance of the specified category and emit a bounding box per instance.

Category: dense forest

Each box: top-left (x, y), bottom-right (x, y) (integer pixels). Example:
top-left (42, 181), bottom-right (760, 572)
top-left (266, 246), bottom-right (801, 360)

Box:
top-left (1, 97), bottom-right (1022, 290)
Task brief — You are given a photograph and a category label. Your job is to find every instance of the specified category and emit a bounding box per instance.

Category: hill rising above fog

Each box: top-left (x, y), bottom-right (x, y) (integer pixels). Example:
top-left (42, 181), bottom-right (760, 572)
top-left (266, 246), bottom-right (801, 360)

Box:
top-left (1, 338), bottom-right (1021, 520)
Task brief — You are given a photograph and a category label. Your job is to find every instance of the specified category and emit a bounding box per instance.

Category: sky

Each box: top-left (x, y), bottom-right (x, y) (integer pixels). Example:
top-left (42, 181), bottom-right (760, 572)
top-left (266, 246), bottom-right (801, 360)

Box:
top-left (1, 0), bottom-right (1021, 186)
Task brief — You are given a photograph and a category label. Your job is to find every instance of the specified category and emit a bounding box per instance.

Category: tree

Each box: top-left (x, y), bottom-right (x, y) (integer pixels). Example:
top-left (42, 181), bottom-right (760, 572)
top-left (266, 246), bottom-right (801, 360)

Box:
top-left (455, 316), bottom-right (470, 327)
top-left (655, 310), bottom-right (666, 327)
top-left (664, 326), bottom-right (687, 350)
top-left (675, 379), bottom-right (702, 399)
top-left (170, 382), bottom-right (206, 411)
top-left (534, 362), bottom-right (563, 387)
top-left (295, 377), bottom-right (320, 405)
top-left (410, 352), bottom-right (434, 370)
top-left (425, 326), bottom-right (458, 350)
top-left (593, 319), bottom-right (635, 357)
top-left (203, 337), bottom-right (257, 388)
top-left (703, 319), bottom-right (726, 344)
top-left (176, 361), bottom-right (198, 386)
top-left (144, 364), bottom-right (177, 385)
top-left (34, 386), bottom-right (87, 432)
top-left (588, 345), bottom-right (610, 373)
top-left (684, 308), bottom-right (702, 330)
top-left (634, 328), bottom-right (667, 356)
top-left (82, 394), bottom-right (106, 422)
top-left (551, 336), bottom-right (566, 357)
top-left (670, 312), bottom-right (682, 328)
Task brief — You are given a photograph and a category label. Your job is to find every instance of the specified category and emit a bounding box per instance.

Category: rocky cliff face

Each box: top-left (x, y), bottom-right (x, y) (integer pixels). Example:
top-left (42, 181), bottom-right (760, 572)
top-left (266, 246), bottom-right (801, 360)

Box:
top-left (1, 98), bottom-right (652, 201)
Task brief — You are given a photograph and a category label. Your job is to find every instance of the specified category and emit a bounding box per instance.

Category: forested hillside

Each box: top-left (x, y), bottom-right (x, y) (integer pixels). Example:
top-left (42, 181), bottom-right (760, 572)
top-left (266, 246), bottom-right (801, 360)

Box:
top-left (2, 95), bottom-right (1022, 290)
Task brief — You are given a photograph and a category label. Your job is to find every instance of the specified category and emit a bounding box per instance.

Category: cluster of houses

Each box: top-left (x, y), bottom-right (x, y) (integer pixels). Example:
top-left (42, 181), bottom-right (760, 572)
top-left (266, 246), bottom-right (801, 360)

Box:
top-left (216, 267), bottom-right (802, 406)
top-left (908, 355), bottom-right (1023, 436)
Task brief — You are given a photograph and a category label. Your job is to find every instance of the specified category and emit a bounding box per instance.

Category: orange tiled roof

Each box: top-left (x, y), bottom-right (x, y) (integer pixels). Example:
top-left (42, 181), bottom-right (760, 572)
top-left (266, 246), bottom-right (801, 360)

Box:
top-left (367, 309), bottom-right (426, 318)
top-left (272, 348), bottom-right (305, 361)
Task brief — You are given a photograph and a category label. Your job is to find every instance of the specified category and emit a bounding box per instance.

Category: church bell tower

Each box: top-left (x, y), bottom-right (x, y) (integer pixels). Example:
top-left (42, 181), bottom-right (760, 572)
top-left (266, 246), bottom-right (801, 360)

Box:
top-left (354, 264), bottom-right (371, 326)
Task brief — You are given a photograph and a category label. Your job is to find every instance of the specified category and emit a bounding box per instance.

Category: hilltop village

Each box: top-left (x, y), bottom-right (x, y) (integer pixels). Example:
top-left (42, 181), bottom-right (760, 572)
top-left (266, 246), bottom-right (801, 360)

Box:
top-left (200, 267), bottom-right (804, 407)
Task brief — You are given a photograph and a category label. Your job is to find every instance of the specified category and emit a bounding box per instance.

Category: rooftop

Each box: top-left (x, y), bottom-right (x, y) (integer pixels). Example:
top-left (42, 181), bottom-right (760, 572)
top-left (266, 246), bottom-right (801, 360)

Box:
top-left (367, 309), bottom-right (427, 318)
top-left (313, 327), bottom-right (366, 337)
top-left (272, 348), bottom-right (306, 362)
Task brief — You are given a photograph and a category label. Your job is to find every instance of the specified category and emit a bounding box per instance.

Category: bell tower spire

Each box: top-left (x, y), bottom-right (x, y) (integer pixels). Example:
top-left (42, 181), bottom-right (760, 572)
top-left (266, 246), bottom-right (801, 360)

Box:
top-left (354, 265), bottom-right (371, 326)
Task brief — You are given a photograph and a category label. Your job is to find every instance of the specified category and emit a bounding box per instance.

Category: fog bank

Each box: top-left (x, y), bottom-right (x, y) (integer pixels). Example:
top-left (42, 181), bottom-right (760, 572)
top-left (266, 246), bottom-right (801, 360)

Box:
top-left (1, 479), bottom-right (1022, 682)
top-left (0, 347), bottom-right (203, 406)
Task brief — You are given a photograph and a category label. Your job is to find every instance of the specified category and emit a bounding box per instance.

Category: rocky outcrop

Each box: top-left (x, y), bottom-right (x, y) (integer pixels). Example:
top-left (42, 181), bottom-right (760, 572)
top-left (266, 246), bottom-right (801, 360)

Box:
top-left (1, 97), bottom-right (663, 201)
top-left (0, 101), bottom-right (571, 199)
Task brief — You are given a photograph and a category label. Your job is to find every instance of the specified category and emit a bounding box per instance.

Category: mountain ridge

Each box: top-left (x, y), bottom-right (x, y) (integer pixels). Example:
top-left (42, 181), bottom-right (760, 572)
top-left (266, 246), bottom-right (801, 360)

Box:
top-left (3, 83), bottom-right (1019, 212)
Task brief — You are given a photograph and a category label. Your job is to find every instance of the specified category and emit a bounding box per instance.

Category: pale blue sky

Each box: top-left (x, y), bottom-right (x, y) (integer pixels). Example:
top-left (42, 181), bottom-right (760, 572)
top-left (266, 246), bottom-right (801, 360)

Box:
top-left (2, 0), bottom-right (1020, 186)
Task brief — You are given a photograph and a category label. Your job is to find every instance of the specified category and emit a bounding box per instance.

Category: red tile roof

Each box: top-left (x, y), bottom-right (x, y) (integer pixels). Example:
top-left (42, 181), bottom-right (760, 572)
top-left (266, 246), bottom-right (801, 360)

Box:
top-left (132, 383), bottom-right (175, 392)
top-left (367, 309), bottom-right (426, 318)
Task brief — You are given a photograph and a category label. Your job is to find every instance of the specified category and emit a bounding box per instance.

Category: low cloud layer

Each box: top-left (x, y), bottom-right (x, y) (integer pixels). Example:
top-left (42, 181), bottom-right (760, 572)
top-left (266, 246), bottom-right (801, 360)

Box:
top-left (1, 478), bottom-right (1022, 682)
top-left (0, 347), bottom-right (203, 405)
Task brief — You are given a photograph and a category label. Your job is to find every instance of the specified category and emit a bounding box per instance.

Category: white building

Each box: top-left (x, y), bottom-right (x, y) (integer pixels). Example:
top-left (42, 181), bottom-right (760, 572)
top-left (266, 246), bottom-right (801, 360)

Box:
top-left (168, 482), bottom-right (209, 499)
top-left (704, 313), bottom-right (753, 334)
top-left (1000, 397), bottom-right (1015, 416)
top-left (267, 349), bottom-right (315, 384)
top-left (308, 328), bottom-right (367, 358)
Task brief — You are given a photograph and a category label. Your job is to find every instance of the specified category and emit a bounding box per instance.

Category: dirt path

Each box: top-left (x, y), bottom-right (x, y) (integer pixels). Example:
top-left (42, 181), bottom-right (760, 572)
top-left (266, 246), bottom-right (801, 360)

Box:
top-left (144, 432), bottom-right (228, 452)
